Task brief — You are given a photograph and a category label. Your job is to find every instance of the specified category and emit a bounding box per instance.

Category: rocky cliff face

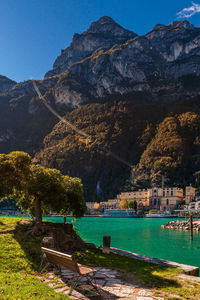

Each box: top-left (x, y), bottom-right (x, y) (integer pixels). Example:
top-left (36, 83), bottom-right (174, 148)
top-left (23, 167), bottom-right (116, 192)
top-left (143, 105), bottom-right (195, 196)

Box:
top-left (0, 75), bottom-right (16, 93)
top-left (45, 16), bottom-right (136, 78)
top-left (43, 18), bottom-right (200, 108)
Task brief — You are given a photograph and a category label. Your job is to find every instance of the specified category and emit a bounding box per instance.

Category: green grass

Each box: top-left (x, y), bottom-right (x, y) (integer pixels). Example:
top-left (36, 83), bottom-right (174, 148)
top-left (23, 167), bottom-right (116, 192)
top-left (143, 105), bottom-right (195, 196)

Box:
top-left (0, 217), bottom-right (69, 299)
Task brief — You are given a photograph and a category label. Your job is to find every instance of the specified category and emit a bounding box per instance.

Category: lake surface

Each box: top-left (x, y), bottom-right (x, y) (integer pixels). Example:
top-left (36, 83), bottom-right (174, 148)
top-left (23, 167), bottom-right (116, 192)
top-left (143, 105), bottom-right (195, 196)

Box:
top-left (44, 216), bottom-right (200, 271)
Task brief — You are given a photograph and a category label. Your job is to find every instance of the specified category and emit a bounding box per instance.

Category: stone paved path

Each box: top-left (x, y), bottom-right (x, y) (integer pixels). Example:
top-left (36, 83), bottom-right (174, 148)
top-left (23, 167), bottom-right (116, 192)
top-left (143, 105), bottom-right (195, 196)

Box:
top-left (42, 267), bottom-right (164, 300)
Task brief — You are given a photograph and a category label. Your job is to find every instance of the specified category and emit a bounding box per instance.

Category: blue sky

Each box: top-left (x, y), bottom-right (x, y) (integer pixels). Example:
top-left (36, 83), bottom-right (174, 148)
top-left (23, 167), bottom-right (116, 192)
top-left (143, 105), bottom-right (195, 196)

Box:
top-left (0, 0), bottom-right (200, 82)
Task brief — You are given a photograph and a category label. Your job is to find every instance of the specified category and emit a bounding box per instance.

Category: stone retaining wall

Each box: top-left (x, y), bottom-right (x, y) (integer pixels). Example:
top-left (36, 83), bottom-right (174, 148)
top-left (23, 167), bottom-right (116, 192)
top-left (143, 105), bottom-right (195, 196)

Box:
top-left (111, 247), bottom-right (199, 276)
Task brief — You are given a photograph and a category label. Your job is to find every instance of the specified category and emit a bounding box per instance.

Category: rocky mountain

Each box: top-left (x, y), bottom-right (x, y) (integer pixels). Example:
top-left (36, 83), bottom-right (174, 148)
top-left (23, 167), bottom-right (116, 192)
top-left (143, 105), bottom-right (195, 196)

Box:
top-left (0, 17), bottom-right (200, 200)
top-left (48, 18), bottom-right (200, 105)
top-left (45, 16), bottom-right (136, 78)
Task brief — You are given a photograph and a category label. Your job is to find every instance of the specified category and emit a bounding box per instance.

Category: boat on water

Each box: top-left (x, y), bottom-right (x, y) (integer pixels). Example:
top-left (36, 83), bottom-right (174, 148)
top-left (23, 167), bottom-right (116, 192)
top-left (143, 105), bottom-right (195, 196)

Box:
top-left (103, 208), bottom-right (138, 218)
top-left (145, 213), bottom-right (178, 218)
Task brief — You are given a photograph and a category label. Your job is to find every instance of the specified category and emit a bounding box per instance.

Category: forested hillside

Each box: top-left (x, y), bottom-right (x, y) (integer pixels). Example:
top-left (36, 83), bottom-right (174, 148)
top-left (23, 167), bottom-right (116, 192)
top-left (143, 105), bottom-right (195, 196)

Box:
top-left (34, 96), bottom-right (200, 201)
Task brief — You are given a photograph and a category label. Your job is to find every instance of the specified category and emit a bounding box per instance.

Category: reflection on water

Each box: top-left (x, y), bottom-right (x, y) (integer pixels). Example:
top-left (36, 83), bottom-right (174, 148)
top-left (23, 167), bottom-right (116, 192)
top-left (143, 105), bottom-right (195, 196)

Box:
top-left (44, 216), bottom-right (200, 271)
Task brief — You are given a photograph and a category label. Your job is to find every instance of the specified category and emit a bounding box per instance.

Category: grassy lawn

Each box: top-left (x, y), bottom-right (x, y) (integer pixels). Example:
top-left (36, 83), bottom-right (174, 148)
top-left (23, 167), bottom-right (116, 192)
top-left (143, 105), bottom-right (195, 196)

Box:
top-left (1, 217), bottom-right (200, 300)
top-left (0, 217), bottom-right (69, 299)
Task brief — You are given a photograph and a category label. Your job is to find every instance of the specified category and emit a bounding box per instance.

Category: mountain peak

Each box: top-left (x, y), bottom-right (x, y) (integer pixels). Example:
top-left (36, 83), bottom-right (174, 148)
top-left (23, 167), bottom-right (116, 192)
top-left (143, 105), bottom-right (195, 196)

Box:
top-left (95, 16), bottom-right (116, 24)
top-left (169, 20), bottom-right (194, 30)
top-left (87, 16), bottom-right (135, 37)
top-left (152, 20), bottom-right (194, 32)
top-left (45, 16), bottom-right (136, 78)
top-left (0, 75), bottom-right (16, 93)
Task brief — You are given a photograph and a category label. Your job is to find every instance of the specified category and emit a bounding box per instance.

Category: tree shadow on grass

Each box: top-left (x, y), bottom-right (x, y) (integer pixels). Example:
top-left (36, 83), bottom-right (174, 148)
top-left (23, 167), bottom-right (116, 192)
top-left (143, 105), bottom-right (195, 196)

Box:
top-left (74, 249), bottom-right (182, 289)
top-left (13, 220), bottom-right (44, 272)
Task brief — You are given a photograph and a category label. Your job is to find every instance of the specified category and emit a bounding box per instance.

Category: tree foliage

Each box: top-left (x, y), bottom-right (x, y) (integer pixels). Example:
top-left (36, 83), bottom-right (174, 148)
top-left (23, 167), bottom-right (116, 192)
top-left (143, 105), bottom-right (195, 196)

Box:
top-left (128, 200), bottom-right (137, 211)
top-left (119, 198), bottom-right (129, 209)
top-left (0, 151), bottom-right (86, 228)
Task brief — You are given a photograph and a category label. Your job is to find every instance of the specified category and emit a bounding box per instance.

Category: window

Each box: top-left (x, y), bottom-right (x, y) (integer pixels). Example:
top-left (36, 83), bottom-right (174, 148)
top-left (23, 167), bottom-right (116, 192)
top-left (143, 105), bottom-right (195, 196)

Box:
top-left (163, 191), bottom-right (165, 196)
top-left (171, 190), bottom-right (173, 196)
top-left (166, 199), bottom-right (169, 205)
top-left (154, 199), bottom-right (157, 205)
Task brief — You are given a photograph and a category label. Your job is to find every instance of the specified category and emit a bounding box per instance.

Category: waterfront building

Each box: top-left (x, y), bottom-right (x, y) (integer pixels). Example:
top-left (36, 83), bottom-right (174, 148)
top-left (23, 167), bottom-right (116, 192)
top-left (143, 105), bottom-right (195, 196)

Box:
top-left (85, 202), bottom-right (95, 212)
top-left (185, 186), bottom-right (196, 204)
top-left (118, 190), bottom-right (150, 209)
top-left (159, 187), bottom-right (184, 212)
top-left (117, 187), bottom-right (185, 212)
top-left (100, 199), bottom-right (120, 209)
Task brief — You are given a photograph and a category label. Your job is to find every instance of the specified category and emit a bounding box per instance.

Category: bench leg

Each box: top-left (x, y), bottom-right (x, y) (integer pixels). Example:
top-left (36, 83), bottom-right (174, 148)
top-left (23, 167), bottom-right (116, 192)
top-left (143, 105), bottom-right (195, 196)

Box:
top-left (40, 262), bottom-right (50, 274)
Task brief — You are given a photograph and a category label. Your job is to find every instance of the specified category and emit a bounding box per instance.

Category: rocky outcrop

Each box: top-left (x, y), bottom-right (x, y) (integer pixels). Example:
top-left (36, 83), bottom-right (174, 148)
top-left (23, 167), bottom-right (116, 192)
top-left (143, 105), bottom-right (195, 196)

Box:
top-left (162, 220), bottom-right (200, 231)
top-left (0, 75), bottom-right (16, 93)
top-left (41, 222), bottom-right (86, 253)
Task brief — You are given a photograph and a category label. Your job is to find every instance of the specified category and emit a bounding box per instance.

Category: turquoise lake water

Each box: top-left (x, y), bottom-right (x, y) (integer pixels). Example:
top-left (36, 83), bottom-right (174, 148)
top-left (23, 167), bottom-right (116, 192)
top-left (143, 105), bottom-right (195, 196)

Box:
top-left (44, 216), bottom-right (200, 271)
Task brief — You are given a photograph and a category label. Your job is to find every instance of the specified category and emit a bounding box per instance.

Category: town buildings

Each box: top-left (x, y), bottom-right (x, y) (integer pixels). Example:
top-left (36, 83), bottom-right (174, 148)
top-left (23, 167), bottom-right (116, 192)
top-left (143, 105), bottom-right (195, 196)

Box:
top-left (86, 185), bottom-right (197, 213)
top-left (99, 186), bottom-right (196, 212)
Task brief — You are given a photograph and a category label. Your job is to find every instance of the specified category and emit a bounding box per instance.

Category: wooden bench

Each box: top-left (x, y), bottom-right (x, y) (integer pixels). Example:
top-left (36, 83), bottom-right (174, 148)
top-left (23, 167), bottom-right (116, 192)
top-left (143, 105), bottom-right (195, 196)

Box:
top-left (41, 247), bottom-right (96, 276)
top-left (40, 247), bottom-right (100, 295)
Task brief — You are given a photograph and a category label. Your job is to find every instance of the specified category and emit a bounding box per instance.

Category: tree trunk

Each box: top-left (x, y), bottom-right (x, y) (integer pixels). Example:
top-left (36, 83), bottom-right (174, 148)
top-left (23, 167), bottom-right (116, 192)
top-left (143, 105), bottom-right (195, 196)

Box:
top-left (33, 197), bottom-right (42, 234)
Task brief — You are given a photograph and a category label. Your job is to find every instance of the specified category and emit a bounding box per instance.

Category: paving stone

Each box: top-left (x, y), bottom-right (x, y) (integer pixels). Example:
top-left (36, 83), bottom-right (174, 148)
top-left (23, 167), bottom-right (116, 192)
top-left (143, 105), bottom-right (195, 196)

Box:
top-left (95, 279), bottom-right (106, 286)
top-left (80, 284), bottom-right (95, 291)
top-left (76, 276), bottom-right (88, 282)
top-left (168, 294), bottom-right (181, 298)
top-left (64, 289), bottom-right (88, 297)
top-left (62, 274), bottom-right (74, 280)
top-left (136, 297), bottom-right (153, 300)
top-left (120, 298), bottom-right (135, 300)
top-left (95, 273), bottom-right (106, 279)
top-left (95, 268), bottom-right (109, 272)
top-left (85, 291), bottom-right (100, 297)
top-left (105, 271), bottom-right (118, 275)
top-left (138, 290), bottom-right (153, 296)
top-left (120, 288), bottom-right (135, 294)
top-left (54, 287), bottom-right (68, 293)
top-left (61, 269), bottom-right (74, 275)
top-left (107, 277), bottom-right (122, 282)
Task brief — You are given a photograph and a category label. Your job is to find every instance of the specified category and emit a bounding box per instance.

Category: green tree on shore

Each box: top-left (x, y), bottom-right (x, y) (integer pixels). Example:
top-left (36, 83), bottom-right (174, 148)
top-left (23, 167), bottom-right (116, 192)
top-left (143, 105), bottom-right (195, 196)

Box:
top-left (128, 200), bottom-right (137, 211)
top-left (0, 151), bottom-right (86, 232)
